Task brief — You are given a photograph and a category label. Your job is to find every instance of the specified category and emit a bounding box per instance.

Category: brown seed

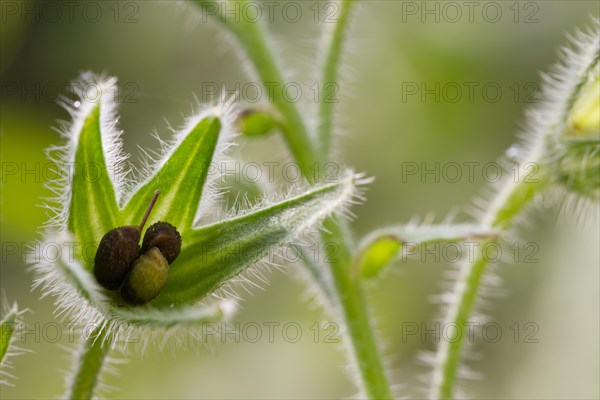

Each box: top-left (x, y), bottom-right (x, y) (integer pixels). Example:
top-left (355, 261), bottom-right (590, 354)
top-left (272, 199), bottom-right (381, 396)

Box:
top-left (121, 247), bottom-right (169, 304)
top-left (142, 222), bottom-right (182, 264)
top-left (94, 226), bottom-right (140, 290)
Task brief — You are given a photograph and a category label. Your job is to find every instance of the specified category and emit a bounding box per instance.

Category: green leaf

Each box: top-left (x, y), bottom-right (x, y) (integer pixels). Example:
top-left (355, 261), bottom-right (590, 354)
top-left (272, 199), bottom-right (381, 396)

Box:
top-left (68, 104), bottom-right (120, 268)
top-left (110, 299), bottom-right (234, 328)
top-left (122, 116), bottom-right (221, 232)
top-left (0, 309), bottom-right (16, 365)
top-left (151, 173), bottom-right (358, 306)
top-left (355, 224), bottom-right (498, 279)
top-left (1, 300), bottom-right (29, 386)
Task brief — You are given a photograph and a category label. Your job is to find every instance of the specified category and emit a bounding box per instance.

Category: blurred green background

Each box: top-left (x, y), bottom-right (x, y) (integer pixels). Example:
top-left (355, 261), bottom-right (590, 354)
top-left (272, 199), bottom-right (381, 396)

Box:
top-left (1, 1), bottom-right (598, 399)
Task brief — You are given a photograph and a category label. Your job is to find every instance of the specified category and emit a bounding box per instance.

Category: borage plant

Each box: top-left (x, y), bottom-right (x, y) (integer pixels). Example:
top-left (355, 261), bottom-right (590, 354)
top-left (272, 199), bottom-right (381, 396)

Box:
top-left (33, 75), bottom-right (364, 398)
top-left (19, 1), bottom-right (599, 399)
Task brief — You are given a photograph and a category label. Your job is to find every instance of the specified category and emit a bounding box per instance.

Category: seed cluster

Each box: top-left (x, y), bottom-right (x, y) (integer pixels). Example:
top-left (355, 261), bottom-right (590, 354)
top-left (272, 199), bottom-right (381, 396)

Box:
top-left (93, 191), bottom-right (182, 305)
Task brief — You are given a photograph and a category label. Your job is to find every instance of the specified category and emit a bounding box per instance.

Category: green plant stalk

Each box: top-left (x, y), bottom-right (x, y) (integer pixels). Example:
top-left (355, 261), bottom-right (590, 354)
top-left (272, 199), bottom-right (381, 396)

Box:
top-left (233, 20), bottom-right (323, 176)
top-left (194, 0), bottom-right (321, 178)
top-left (318, 0), bottom-right (355, 158)
top-left (434, 31), bottom-right (598, 398)
top-left (323, 219), bottom-right (393, 399)
top-left (433, 173), bottom-right (549, 399)
top-left (193, 1), bottom-right (393, 397)
top-left (315, 1), bottom-right (391, 396)
top-left (67, 328), bottom-right (110, 400)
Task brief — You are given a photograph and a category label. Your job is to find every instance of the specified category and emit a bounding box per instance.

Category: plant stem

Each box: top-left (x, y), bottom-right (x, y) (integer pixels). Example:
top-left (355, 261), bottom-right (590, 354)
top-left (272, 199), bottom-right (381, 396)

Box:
top-left (432, 28), bottom-right (599, 398)
top-left (194, 0), bottom-right (322, 179)
top-left (193, 2), bottom-right (393, 397)
top-left (318, 0), bottom-right (355, 158)
top-left (67, 327), bottom-right (110, 400)
top-left (432, 249), bottom-right (489, 399)
top-left (432, 171), bottom-right (549, 399)
top-left (323, 219), bottom-right (393, 399)
top-left (316, 2), bottom-right (392, 396)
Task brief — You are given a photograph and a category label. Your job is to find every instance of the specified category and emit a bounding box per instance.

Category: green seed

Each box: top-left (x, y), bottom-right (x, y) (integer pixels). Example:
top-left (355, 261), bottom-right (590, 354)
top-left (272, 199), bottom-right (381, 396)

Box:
top-left (121, 247), bottom-right (169, 305)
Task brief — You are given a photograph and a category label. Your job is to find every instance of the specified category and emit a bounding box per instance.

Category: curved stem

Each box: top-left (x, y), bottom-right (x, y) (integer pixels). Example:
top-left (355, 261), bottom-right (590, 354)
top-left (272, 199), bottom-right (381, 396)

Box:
top-left (432, 30), bottom-right (598, 398)
top-left (318, 0), bottom-right (355, 158)
top-left (67, 327), bottom-right (110, 400)
top-left (432, 172), bottom-right (549, 399)
top-left (432, 250), bottom-right (490, 399)
top-left (194, 0), bottom-right (322, 179)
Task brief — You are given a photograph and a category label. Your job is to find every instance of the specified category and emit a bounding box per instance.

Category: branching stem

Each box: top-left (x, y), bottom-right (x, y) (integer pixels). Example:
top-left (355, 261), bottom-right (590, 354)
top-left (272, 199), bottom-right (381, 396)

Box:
top-left (193, 1), bottom-right (392, 398)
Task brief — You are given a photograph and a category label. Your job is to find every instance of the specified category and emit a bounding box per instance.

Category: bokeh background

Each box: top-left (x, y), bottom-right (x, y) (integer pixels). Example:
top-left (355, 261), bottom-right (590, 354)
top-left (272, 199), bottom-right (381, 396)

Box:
top-left (1, 0), bottom-right (599, 399)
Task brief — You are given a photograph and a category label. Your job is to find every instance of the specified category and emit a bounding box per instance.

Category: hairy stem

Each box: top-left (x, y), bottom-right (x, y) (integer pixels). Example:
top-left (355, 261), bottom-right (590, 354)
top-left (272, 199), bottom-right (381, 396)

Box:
top-left (194, 0), bottom-right (322, 178)
top-left (432, 25), bottom-right (600, 398)
top-left (67, 328), bottom-right (110, 400)
top-left (323, 219), bottom-right (393, 399)
top-left (433, 250), bottom-right (490, 399)
top-left (432, 171), bottom-right (549, 399)
top-left (193, 1), bottom-right (392, 397)
top-left (316, 2), bottom-right (392, 396)
top-left (318, 0), bottom-right (356, 157)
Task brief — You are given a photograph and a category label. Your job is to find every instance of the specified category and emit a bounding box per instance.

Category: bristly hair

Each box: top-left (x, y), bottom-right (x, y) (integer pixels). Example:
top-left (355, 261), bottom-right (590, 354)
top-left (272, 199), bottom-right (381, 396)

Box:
top-left (0, 297), bottom-right (31, 387)
top-left (43, 73), bottom-right (130, 233)
top-left (33, 72), bottom-right (367, 357)
top-left (471, 19), bottom-right (599, 229)
top-left (123, 92), bottom-right (240, 226)
top-left (34, 73), bottom-right (241, 348)
top-left (429, 19), bottom-right (600, 398)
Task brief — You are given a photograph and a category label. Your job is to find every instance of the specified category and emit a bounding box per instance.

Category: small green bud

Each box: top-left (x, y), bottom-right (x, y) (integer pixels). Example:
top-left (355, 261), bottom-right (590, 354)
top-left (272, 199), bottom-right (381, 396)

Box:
top-left (566, 68), bottom-right (600, 139)
top-left (357, 236), bottom-right (401, 279)
top-left (121, 247), bottom-right (169, 305)
top-left (236, 109), bottom-right (279, 137)
top-left (556, 64), bottom-right (599, 199)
